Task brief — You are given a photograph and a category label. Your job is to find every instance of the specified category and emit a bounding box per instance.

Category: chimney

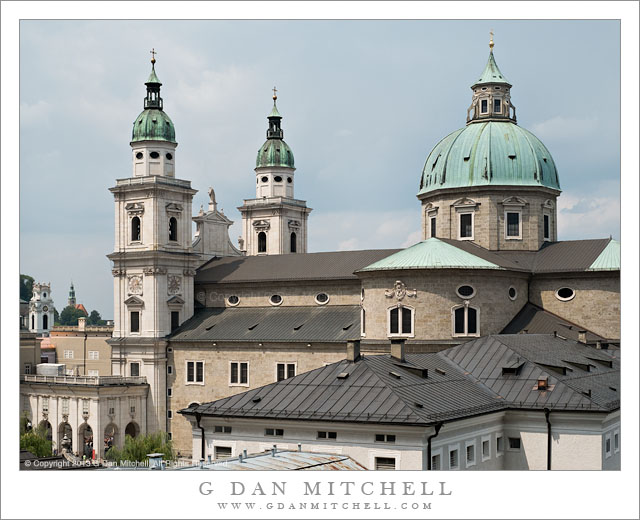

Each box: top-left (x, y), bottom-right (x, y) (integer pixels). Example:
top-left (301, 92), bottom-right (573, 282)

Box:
top-left (298, 443), bottom-right (302, 452)
top-left (595, 340), bottom-right (602, 350)
top-left (346, 340), bottom-right (361, 362)
top-left (391, 339), bottom-right (405, 362)
top-left (78, 317), bottom-right (86, 332)
top-left (207, 454), bottom-right (212, 464)
top-left (243, 449), bottom-right (248, 458)
top-left (553, 331), bottom-right (557, 338)
top-left (578, 331), bottom-right (587, 344)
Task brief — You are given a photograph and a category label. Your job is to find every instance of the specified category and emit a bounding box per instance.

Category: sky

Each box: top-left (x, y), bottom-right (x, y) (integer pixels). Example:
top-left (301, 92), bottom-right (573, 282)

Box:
top-left (18, 19), bottom-right (621, 319)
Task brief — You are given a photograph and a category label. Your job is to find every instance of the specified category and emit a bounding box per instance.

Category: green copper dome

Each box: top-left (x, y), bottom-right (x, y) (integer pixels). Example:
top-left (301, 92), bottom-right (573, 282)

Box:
top-left (256, 139), bottom-right (295, 168)
top-left (418, 121), bottom-right (560, 195)
top-left (132, 108), bottom-right (176, 143)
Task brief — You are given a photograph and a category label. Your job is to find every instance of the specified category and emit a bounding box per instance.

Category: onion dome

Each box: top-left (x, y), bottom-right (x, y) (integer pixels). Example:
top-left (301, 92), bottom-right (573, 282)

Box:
top-left (131, 52), bottom-right (176, 143)
top-left (256, 89), bottom-right (295, 168)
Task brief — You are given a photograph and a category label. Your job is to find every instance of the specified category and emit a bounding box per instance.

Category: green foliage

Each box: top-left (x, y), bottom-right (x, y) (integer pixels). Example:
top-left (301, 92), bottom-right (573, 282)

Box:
top-left (59, 305), bottom-right (88, 325)
top-left (88, 310), bottom-right (106, 326)
top-left (20, 419), bottom-right (53, 458)
top-left (105, 432), bottom-right (174, 464)
top-left (20, 274), bottom-right (35, 301)
top-left (54, 307), bottom-right (60, 325)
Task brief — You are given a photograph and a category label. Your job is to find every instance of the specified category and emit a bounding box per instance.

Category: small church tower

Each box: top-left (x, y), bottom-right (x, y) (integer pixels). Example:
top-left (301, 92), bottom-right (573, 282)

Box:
top-left (68, 281), bottom-right (76, 307)
top-left (238, 89), bottom-right (311, 255)
top-left (29, 282), bottom-right (55, 337)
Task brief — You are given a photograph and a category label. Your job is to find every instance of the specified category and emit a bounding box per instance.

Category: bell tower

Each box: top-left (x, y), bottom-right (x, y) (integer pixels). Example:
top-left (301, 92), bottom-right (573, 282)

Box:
top-left (29, 282), bottom-right (55, 337)
top-left (107, 51), bottom-right (199, 433)
top-left (238, 89), bottom-right (311, 255)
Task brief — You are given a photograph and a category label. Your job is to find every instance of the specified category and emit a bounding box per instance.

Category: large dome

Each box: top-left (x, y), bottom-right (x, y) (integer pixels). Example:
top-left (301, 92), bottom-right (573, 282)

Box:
top-left (256, 139), bottom-right (295, 168)
top-left (131, 108), bottom-right (176, 143)
top-left (418, 121), bottom-right (560, 195)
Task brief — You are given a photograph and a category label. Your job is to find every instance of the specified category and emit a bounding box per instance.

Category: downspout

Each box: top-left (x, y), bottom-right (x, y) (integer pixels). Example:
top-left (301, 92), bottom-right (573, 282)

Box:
top-left (426, 422), bottom-right (444, 470)
top-left (195, 412), bottom-right (206, 462)
top-left (544, 408), bottom-right (552, 470)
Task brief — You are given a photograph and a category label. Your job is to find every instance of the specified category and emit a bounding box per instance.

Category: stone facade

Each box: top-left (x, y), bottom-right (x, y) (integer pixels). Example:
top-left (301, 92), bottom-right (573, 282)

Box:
top-left (49, 323), bottom-right (113, 376)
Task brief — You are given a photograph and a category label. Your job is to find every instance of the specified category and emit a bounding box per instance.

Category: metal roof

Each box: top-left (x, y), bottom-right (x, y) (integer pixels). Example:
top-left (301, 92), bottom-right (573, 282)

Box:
top-left (195, 249), bottom-right (400, 284)
top-left (474, 50), bottom-right (510, 86)
top-left (531, 238), bottom-right (614, 273)
top-left (178, 450), bottom-right (366, 471)
top-left (169, 305), bottom-right (361, 343)
top-left (588, 239), bottom-right (620, 271)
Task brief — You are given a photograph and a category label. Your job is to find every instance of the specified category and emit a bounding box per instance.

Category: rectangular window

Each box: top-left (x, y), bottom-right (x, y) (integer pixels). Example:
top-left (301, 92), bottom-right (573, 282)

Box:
top-left (130, 362), bottom-right (140, 377)
top-left (88, 370), bottom-right (99, 377)
top-left (167, 365), bottom-right (173, 375)
top-left (64, 350), bottom-right (74, 359)
top-left (42, 397), bottom-right (49, 413)
top-left (508, 437), bottom-right (521, 450)
top-left (481, 99), bottom-right (488, 113)
top-left (431, 453), bottom-right (441, 470)
top-left (459, 213), bottom-right (473, 239)
top-left (82, 399), bottom-right (89, 414)
top-left (497, 435), bottom-right (504, 454)
top-left (214, 425), bottom-right (232, 434)
top-left (230, 362), bottom-right (248, 385)
top-left (167, 388), bottom-right (172, 397)
top-left (430, 216), bottom-right (436, 238)
top-left (171, 311), bottom-right (179, 332)
top-left (482, 439), bottom-right (490, 460)
top-left (375, 434), bottom-right (396, 443)
top-left (129, 398), bottom-right (136, 414)
top-left (276, 363), bottom-right (296, 381)
top-left (494, 98), bottom-right (501, 113)
top-left (24, 364), bottom-right (32, 375)
top-left (390, 308), bottom-right (399, 333)
top-left (449, 449), bottom-right (459, 470)
top-left (467, 307), bottom-right (477, 334)
top-left (361, 308), bottom-right (366, 336)
top-left (88, 351), bottom-right (99, 360)
top-left (466, 444), bottom-right (476, 466)
top-left (187, 361), bottom-right (204, 383)
top-left (375, 457), bottom-right (396, 471)
top-left (389, 307), bottom-right (413, 335)
top-left (506, 211), bottom-right (521, 238)
top-left (614, 431), bottom-right (619, 453)
top-left (544, 214), bottom-right (550, 240)
top-left (130, 311), bottom-right (140, 333)
top-left (167, 410), bottom-right (172, 419)
top-left (605, 434), bottom-right (611, 457)
top-left (214, 446), bottom-right (232, 460)
top-left (454, 307), bottom-right (465, 334)
top-left (317, 431), bottom-right (337, 440)
top-left (108, 399), bottom-right (115, 415)
top-left (61, 398), bottom-right (69, 415)
top-left (265, 428), bottom-right (284, 437)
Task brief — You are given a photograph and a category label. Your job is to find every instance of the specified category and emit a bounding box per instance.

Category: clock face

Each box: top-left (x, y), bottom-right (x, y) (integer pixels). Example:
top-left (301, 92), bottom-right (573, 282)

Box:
top-left (43, 306), bottom-right (49, 312)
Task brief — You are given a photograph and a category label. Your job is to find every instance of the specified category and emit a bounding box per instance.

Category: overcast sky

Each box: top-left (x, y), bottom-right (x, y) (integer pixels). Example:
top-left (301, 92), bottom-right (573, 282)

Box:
top-left (18, 20), bottom-right (620, 318)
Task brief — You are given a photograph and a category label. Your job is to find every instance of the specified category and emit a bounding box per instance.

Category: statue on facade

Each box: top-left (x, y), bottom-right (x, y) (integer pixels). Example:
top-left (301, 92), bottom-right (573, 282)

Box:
top-left (208, 186), bottom-right (217, 212)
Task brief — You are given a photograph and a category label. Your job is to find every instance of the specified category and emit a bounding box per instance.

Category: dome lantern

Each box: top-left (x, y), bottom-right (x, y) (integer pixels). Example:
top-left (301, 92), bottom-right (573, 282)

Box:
top-left (256, 88), bottom-right (295, 169)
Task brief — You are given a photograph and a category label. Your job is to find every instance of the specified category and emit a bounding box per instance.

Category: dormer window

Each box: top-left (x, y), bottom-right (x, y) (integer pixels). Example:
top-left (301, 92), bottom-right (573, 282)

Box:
top-left (480, 99), bottom-right (488, 113)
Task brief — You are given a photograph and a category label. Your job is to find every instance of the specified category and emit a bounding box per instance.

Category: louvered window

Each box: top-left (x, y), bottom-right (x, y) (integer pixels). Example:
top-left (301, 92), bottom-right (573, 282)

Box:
top-left (375, 457), bottom-right (396, 471)
top-left (215, 446), bottom-right (232, 460)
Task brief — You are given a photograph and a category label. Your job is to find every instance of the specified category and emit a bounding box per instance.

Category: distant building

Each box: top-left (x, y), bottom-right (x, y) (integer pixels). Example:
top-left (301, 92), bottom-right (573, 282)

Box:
top-left (49, 318), bottom-right (113, 376)
top-left (28, 282), bottom-right (55, 337)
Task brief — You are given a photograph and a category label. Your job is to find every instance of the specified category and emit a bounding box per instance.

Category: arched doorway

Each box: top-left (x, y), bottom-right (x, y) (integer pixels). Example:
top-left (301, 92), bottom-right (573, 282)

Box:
top-left (78, 423), bottom-right (94, 459)
top-left (104, 423), bottom-right (118, 457)
top-left (58, 422), bottom-right (72, 453)
top-left (38, 420), bottom-right (52, 442)
top-left (125, 421), bottom-right (140, 439)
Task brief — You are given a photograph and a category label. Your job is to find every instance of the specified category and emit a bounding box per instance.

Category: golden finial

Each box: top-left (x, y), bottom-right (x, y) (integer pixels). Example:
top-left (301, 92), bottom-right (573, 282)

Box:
top-left (150, 48), bottom-right (157, 64)
top-left (489, 31), bottom-right (494, 51)
top-left (272, 86), bottom-right (278, 101)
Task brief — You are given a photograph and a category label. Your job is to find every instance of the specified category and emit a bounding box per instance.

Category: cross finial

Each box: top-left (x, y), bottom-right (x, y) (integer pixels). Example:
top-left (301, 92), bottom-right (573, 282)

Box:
top-left (272, 86), bottom-right (278, 101)
top-left (150, 48), bottom-right (157, 64)
top-left (489, 30), bottom-right (494, 51)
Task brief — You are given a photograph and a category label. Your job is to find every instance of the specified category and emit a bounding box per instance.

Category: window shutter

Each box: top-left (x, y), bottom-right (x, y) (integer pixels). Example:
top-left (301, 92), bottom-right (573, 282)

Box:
top-left (375, 457), bottom-right (396, 471)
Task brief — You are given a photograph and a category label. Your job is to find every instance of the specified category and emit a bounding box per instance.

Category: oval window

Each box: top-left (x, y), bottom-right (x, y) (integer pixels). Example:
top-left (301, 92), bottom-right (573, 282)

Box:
top-left (227, 295), bottom-right (240, 306)
top-left (274, 176), bottom-right (283, 182)
top-left (456, 285), bottom-right (475, 298)
top-left (166, 153), bottom-right (173, 160)
top-left (269, 294), bottom-right (283, 306)
top-left (135, 152), bottom-right (143, 159)
top-left (315, 293), bottom-right (329, 305)
top-left (150, 151), bottom-right (160, 159)
top-left (508, 287), bottom-right (517, 300)
top-left (261, 176), bottom-right (269, 183)
top-left (555, 288), bottom-right (575, 301)
top-left (43, 293), bottom-right (47, 298)
top-left (287, 177), bottom-right (292, 183)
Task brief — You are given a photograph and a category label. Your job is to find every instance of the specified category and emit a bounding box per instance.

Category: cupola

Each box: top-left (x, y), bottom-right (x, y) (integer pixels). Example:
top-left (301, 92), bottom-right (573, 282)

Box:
top-left (256, 88), bottom-right (295, 169)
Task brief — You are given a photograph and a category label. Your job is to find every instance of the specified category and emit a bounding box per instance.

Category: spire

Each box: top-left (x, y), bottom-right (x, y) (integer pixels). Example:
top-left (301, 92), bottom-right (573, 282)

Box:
top-left (474, 34), bottom-right (510, 86)
top-left (266, 87), bottom-right (283, 139)
top-left (144, 49), bottom-right (163, 110)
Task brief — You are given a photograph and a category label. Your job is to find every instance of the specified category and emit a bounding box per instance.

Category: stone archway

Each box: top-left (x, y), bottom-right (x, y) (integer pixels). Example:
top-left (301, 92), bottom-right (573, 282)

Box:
top-left (104, 423), bottom-right (118, 457)
top-left (78, 423), bottom-right (94, 459)
top-left (38, 420), bottom-right (52, 442)
top-left (125, 421), bottom-right (140, 439)
top-left (57, 422), bottom-right (73, 453)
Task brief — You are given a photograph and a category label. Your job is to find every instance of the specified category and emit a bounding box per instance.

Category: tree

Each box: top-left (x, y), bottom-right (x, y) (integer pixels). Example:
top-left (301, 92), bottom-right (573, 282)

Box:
top-left (88, 310), bottom-right (105, 326)
top-left (105, 432), bottom-right (174, 464)
top-left (20, 274), bottom-right (35, 301)
top-left (59, 305), bottom-right (87, 326)
top-left (20, 417), bottom-right (53, 458)
top-left (54, 307), bottom-right (60, 325)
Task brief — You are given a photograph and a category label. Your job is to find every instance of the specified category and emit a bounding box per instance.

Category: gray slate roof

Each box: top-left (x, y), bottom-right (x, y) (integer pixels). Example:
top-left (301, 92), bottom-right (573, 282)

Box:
top-left (169, 305), bottom-right (361, 343)
top-left (181, 334), bottom-right (619, 425)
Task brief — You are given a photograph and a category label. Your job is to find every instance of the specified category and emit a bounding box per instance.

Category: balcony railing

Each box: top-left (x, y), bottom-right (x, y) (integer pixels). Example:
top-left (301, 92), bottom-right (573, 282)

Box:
top-left (20, 375), bottom-right (147, 386)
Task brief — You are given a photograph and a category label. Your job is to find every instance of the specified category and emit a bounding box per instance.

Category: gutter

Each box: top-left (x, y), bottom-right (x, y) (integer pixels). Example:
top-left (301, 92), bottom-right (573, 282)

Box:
top-left (544, 408), bottom-right (552, 470)
top-left (426, 422), bottom-right (444, 470)
top-left (195, 412), bottom-right (206, 462)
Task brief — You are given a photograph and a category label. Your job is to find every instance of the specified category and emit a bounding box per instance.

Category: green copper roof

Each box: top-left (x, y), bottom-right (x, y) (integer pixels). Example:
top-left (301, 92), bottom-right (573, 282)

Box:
top-left (131, 108), bottom-right (176, 143)
top-left (256, 139), bottom-right (295, 168)
top-left (359, 238), bottom-right (503, 271)
top-left (474, 51), bottom-right (510, 86)
top-left (418, 121), bottom-right (560, 196)
top-left (269, 102), bottom-right (281, 118)
top-left (146, 65), bottom-right (161, 85)
top-left (587, 239), bottom-right (620, 271)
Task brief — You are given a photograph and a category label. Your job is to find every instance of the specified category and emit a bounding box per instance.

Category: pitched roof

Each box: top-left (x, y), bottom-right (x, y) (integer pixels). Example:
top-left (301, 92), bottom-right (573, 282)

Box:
top-left (588, 239), bottom-right (620, 271)
top-left (196, 249), bottom-right (400, 284)
top-left (169, 305), bottom-right (361, 343)
top-left (528, 238), bottom-right (614, 273)
top-left (474, 51), bottom-right (510, 86)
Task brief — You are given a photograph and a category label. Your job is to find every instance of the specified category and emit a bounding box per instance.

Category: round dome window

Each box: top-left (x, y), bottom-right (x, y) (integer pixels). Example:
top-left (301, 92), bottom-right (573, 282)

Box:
top-left (227, 295), bottom-right (240, 306)
top-left (508, 287), bottom-right (517, 300)
top-left (287, 177), bottom-right (292, 183)
top-left (135, 152), bottom-right (143, 159)
top-left (261, 176), bottom-right (269, 183)
top-left (274, 176), bottom-right (283, 182)
top-left (150, 151), bottom-right (160, 159)
top-left (269, 294), bottom-right (283, 306)
top-left (555, 288), bottom-right (575, 301)
top-left (456, 285), bottom-right (475, 298)
top-left (166, 153), bottom-right (173, 160)
top-left (315, 293), bottom-right (329, 305)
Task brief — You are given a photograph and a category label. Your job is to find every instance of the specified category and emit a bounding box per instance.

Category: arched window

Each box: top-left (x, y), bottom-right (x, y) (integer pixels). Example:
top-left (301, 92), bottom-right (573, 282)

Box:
top-left (452, 304), bottom-right (479, 337)
top-left (290, 232), bottom-right (297, 253)
top-left (169, 217), bottom-right (178, 242)
top-left (43, 314), bottom-right (48, 330)
top-left (31, 315), bottom-right (35, 330)
top-left (258, 232), bottom-right (267, 253)
top-left (388, 305), bottom-right (414, 336)
top-left (131, 216), bottom-right (141, 242)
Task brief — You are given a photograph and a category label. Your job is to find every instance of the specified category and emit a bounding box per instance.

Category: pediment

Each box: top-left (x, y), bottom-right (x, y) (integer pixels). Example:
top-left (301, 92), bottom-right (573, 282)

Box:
top-left (167, 295), bottom-right (185, 306)
top-left (124, 295), bottom-right (144, 307)
top-left (501, 196), bottom-right (528, 206)
top-left (452, 197), bottom-right (478, 208)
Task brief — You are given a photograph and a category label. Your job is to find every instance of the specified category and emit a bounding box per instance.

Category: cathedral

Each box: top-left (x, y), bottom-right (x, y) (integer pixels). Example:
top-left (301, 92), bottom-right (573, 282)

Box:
top-left (97, 38), bottom-right (618, 461)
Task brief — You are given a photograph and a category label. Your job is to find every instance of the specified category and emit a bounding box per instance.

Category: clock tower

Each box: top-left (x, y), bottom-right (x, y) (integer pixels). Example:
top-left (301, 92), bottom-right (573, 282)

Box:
top-left (107, 53), bottom-right (199, 433)
top-left (29, 282), bottom-right (55, 337)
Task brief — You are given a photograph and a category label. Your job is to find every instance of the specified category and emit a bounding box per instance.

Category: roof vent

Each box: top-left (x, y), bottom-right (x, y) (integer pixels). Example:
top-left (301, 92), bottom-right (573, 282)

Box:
top-left (608, 386), bottom-right (617, 392)
top-left (252, 396), bottom-right (262, 403)
top-left (248, 323), bottom-right (259, 330)
top-left (501, 362), bottom-right (525, 375)
top-left (435, 368), bottom-right (446, 376)
top-left (337, 372), bottom-right (350, 379)
top-left (293, 323), bottom-right (304, 331)
top-left (537, 377), bottom-right (549, 391)
top-left (342, 323), bottom-right (353, 331)
top-left (414, 402), bottom-right (424, 408)
top-left (389, 371), bottom-right (402, 379)
top-left (582, 389), bottom-right (592, 398)
top-left (205, 324), bottom-right (216, 331)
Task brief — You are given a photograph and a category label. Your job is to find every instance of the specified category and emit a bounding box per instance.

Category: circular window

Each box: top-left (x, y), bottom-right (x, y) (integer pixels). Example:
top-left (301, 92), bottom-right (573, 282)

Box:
top-left (456, 285), bottom-right (475, 298)
top-left (481, 87), bottom-right (487, 91)
top-left (315, 293), bottom-right (329, 305)
top-left (287, 177), bottom-right (292, 183)
top-left (555, 288), bottom-right (575, 301)
top-left (274, 176), bottom-right (283, 182)
top-left (43, 305), bottom-right (49, 312)
top-left (150, 151), bottom-right (160, 159)
top-left (166, 153), bottom-right (173, 160)
top-left (227, 295), bottom-right (240, 306)
top-left (508, 287), bottom-right (517, 300)
top-left (261, 176), bottom-right (269, 183)
top-left (135, 152), bottom-right (143, 159)
top-left (269, 294), bottom-right (283, 306)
